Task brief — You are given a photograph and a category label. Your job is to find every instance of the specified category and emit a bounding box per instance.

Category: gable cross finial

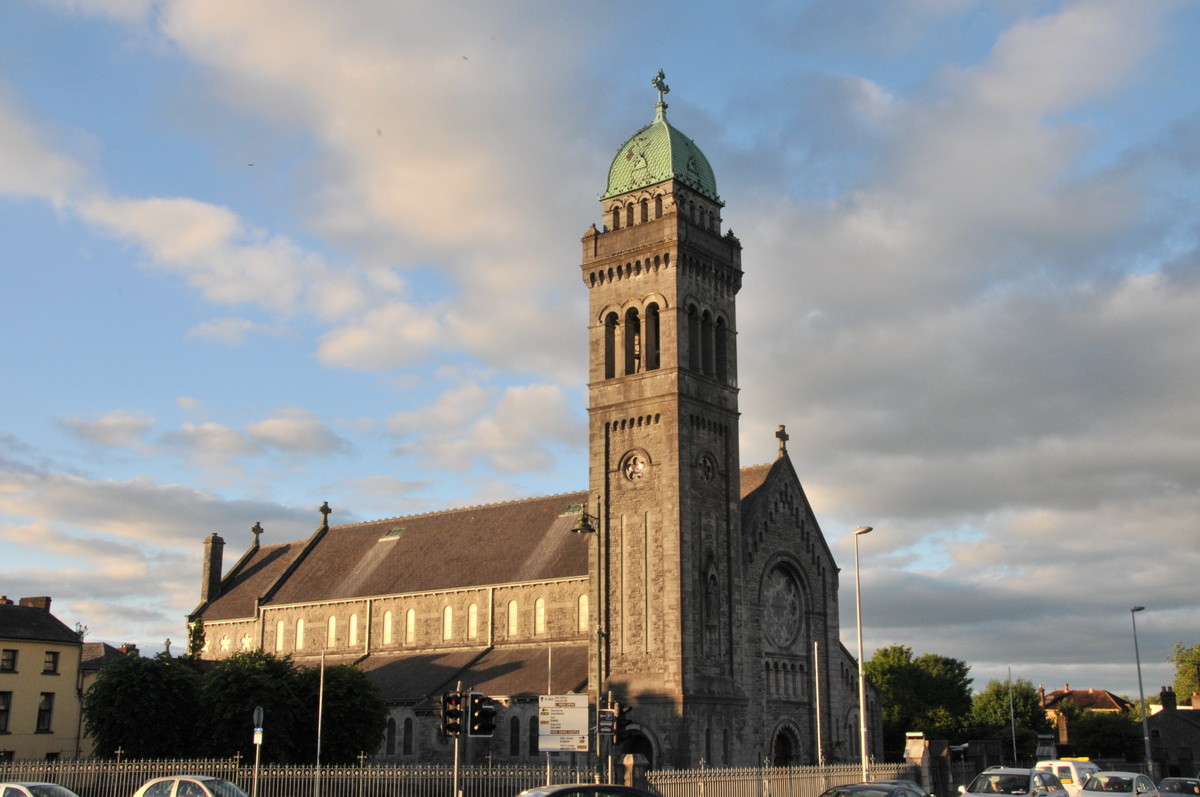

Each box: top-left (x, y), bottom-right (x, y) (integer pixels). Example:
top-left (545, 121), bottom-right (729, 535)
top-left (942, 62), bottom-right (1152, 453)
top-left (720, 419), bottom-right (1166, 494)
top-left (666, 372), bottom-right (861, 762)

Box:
top-left (652, 69), bottom-right (670, 107)
top-left (319, 501), bottom-right (331, 530)
top-left (251, 521), bottom-right (263, 547)
top-left (776, 424), bottom-right (789, 458)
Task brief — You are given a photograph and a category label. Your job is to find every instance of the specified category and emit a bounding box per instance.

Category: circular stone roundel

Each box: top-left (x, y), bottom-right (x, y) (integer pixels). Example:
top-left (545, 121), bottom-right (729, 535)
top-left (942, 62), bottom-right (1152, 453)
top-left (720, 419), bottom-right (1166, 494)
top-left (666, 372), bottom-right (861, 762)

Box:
top-left (762, 566), bottom-right (803, 648)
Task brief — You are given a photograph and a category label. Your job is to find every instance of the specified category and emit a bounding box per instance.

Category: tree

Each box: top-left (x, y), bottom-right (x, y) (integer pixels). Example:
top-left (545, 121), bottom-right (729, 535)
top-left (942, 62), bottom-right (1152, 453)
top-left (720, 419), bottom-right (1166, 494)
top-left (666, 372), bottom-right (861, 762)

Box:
top-left (1170, 642), bottom-right (1200, 701)
top-left (1070, 709), bottom-right (1143, 760)
top-left (293, 663), bottom-right (388, 764)
top-left (82, 651), bottom-right (203, 758)
top-left (864, 645), bottom-right (974, 756)
top-left (196, 651), bottom-right (307, 762)
top-left (969, 678), bottom-right (1053, 763)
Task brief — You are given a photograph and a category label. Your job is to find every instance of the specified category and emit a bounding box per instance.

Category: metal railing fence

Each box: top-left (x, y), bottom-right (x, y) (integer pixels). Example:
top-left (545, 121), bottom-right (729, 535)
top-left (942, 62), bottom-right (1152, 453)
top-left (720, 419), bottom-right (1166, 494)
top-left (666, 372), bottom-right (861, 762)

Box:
top-left (0, 759), bottom-right (594, 797)
top-left (648, 762), bottom-right (920, 797)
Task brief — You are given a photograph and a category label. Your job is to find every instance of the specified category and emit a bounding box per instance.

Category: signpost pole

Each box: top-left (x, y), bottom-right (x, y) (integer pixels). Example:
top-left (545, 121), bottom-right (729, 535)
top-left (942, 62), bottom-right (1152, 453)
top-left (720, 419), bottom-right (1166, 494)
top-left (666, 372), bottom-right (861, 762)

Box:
top-left (252, 705), bottom-right (263, 797)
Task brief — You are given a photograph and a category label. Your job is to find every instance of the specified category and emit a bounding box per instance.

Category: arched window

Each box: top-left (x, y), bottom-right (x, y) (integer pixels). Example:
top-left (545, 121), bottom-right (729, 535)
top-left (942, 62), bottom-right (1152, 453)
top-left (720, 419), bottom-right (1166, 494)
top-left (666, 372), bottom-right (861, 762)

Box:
top-left (405, 609), bottom-right (415, 643)
top-left (468, 603), bottom-right (478, 640)
top-left (386, 718), bottom-right (397, 755)
top-left (645, 303), bottom-right (660, 371)
top-left (640, 198), bottom-right (649, 223)
top-left (701, 310), bottom-right (714, 376)
top-left (402, 717), bottom-right (414, 755)
top-left (296, 619), bottom-right (305, 650)
top-left (507, 600), bottom-right (519, 638)
top-left (383, 610), bottom-right (393, 645)
top-left (611, 207), bottom-right (620, 230)
top-left (509, 715), bottom-right (521, 756)
top-left (604, 312), bottom-right (618, 380)
top-left (349, 613), bottom-right (359, 646)
top-left (275, 620), bottom-right (285, 652)
top-left (687, 305), bottom-right (700, 371)
top-left (578, 594), bottom-right (589, 632)
top-left (625, 203), bottom-right (633, 228)
top-left (534, 598), bottom-right (546, 635)
top-left (655, 195), bottom-right (663, 218)
top-left (442, 606), bottom-right (454, 640)
top-left (624, 308), bottom-right (642, 376)
top-left (327, 616), bottom-right (337, 648)
top-left (528, 715), bottom-right (539, 755)
top-left (715, 316), bottom-right (728, 381)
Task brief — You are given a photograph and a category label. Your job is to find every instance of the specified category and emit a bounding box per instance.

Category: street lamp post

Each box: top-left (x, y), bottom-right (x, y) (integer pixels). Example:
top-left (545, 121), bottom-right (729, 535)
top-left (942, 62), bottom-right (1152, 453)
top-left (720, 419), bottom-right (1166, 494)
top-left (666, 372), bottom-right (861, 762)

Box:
top-left (1131, 606), bottom-right (1153, 776)
top-left (573, 502), bottom-right (606, 783)
top-left (853, 525), bottom-right (873, 783)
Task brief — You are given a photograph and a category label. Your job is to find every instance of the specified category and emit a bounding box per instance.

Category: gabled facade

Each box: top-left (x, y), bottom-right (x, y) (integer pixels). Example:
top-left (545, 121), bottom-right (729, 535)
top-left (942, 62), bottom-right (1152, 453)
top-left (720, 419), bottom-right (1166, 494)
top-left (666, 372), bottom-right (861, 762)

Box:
top-left (0, 596), bottom-right (83, 761)
top-left (191, 73), bottom-right (878, 769)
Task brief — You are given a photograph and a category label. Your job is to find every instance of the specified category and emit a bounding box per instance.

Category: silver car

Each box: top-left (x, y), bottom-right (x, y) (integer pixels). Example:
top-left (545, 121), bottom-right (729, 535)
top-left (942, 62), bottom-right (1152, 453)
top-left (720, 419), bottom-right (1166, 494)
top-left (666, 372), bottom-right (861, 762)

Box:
top-left (131, 777), bottom-right (249, 797)
top-left (0, 784), bottom-right (83, 797)
top-left (961, 768), bottom-right (1069, 797)
top-left (1080, 772), bottom-right (1160, 797)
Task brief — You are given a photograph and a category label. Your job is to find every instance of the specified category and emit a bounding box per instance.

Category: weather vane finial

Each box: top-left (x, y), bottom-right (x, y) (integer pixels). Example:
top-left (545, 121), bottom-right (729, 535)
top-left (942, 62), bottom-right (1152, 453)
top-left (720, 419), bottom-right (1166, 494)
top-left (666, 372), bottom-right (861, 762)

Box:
top-left (652, 69), bottom-right (670, 107)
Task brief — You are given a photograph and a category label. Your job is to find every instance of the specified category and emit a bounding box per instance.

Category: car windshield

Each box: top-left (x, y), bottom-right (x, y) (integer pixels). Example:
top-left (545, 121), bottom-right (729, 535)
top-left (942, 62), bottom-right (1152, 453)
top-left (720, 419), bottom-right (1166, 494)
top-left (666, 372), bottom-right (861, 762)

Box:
top-left (27, 787), bottom-right (76, 797)
top-left (1084, 777), bottom-right (1133, 793)
top-left (969, 775), bottom-right (1031, 795)
top-left (204, 782), bottom-right (248, 797)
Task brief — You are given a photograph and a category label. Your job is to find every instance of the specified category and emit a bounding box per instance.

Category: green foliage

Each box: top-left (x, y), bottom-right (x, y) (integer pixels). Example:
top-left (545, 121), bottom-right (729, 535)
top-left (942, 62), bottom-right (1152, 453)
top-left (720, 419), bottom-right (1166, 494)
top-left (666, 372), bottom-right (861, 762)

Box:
top-left (82, 652), bottom-right (202, 758)
top-left (864, 644), bottom-right (974, 755)
top-left (1170, 642), bottom-right (1200, 700)
top-left (969, 678), bottom-right (1053, 762)
top-left (186, 619), bottom-right (206, 658)
top-left (198, 651), bottom-right (307, 762)
top-left (294, 664), bottom-right (388, 764)
top-left (1070, 710), bottom-right (1144, 760)
top-left (82, 650), bottom-right (386, 763)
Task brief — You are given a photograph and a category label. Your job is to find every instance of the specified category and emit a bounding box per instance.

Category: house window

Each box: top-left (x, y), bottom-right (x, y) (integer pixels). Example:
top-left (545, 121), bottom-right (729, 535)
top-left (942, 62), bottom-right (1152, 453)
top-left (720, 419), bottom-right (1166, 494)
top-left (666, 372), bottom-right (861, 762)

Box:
top-left (534, 598), bottom-right (546, 635)
top-left (36, 693), bottom-right (54, 732)
top-left (383, 611), bottom-right (393, 645)
top-left (0, 691), bottom-right (11, 732)
top-left (467, 604), bottom-right (478, 640)
top-left (349, 614), bottom-right (359, 646)
top-left (402, 717), bottom-right (414, 755)
top-left (275, 621), bottom-right (284, 652)
top-left (507, 601), bottom-right (519, 638)
top-left (296, 619), bottom-right (305, 650)
top-left (43, 651), bottom-right (60, 674)
top-left (327, 616), bottom-right (337, 648)
top-left (405, 609), bottom-right (415, 643)
top-left (578, 594), bottom-right (589, 632)
top-left (0, 650), bottom-right (16, 672)
top-left (442, 606), bottom-right (454, 640)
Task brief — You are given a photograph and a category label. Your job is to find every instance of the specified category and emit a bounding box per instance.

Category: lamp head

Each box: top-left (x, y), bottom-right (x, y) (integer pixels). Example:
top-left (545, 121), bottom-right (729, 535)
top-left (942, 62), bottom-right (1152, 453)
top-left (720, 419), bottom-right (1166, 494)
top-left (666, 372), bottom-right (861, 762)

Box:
top-left (571, 513), bottom-right (596, 534)
top-left (853, 526), bottom-right (873, 536)
top-left (1131, 605), bottom-right (1145, 613)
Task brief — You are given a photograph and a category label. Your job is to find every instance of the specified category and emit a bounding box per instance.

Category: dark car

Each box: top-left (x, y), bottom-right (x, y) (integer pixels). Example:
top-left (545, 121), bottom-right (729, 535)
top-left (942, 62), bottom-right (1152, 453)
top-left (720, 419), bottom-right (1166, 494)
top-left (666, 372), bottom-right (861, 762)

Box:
top-left (819, 781), bottom-right (931, 797)
top-left (1158, 780), bottom-right (1200, 795)
top-left (517, 787), bottom-right (656, 797)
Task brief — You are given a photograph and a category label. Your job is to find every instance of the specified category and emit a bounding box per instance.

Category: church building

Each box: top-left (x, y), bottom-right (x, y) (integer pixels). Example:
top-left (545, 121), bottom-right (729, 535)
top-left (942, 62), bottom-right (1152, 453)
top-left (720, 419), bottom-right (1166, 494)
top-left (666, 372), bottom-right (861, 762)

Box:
top-left (191, 73), bottom-right (879, 770)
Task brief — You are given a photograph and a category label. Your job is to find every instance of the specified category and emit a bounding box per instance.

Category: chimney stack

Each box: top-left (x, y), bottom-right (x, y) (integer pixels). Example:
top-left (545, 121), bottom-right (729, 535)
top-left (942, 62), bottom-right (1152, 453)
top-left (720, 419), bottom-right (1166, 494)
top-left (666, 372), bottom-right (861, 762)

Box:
top-left (1160, 686), bottom-right (1177, 711)
top-left (19, 596), bottom-right (51, 611)
top-left (201, 533), bottom-right (225, 604)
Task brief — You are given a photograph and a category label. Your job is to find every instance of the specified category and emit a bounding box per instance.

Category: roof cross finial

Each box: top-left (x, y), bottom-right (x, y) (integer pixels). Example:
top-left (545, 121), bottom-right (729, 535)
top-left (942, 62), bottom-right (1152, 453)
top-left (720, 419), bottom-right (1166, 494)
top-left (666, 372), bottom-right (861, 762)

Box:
top-left (319, 501), bottom-right (331, 530)
top-left (251, 521), bottom-right (263, 547)
top-left (776, 424), bottom-right (789, 458)
top-left (652, 69), bottom-right (670, 109)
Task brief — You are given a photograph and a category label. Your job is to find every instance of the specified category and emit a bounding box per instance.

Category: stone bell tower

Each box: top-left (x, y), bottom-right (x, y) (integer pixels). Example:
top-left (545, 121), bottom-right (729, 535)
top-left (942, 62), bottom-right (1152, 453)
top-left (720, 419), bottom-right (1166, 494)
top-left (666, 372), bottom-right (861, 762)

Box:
top-left (580, 70), bottom-right (748, 768)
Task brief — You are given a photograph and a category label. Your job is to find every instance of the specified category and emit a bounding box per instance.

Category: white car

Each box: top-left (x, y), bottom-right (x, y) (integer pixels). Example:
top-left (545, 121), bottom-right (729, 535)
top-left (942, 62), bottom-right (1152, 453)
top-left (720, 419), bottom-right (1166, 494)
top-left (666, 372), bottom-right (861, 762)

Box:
top-left (0, 784), bottom-right (83, 797)
top-left (1037, 761), bottom-right (1102, 797)
top-left (131, 777), bottom-right (248, 797)
top-left (1080, 772), bottom-right (1160, 797)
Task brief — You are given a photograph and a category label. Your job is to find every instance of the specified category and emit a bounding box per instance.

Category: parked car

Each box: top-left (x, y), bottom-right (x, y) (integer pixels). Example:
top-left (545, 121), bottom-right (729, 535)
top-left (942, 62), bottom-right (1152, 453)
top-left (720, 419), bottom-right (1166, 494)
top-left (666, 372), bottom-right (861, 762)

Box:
top-left (516, 787), bottom-right (656, 797)
top-left (1037, 761), bottom-right (1102, 797)
top-left (960, 768), bottom-right (1069, 797)
top-left (1158, 779), bottom-right (1200, 795)
top-left (0, 785), bottom-right (83, 797)
top-left (1079, 772), bottom-right (1159, 797)
top-left (819, 780), bottom-right (931, 797)
top-left (131, 777), bottom-right (248, 797)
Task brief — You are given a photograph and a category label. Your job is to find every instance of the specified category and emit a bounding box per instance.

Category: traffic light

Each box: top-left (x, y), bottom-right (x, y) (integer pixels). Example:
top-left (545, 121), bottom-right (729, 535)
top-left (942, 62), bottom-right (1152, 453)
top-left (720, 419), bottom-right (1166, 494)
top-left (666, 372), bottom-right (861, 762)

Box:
top-left (467, 691), bottom-right (497, 737)
top-left (615, 703), bottom-right (634, 744)
top-left (441, 691), bottom-right (464, 736)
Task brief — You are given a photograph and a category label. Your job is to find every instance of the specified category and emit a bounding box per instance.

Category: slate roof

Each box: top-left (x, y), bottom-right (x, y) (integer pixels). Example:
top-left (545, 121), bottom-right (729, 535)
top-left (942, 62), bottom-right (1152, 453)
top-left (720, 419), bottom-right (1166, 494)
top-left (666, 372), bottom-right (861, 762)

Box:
top-left (200, 465), bottom-right (781, 620)
top-left (0, 603), bottom-right (80, 644)
top-left (80, 641), bottom-right (128, 673)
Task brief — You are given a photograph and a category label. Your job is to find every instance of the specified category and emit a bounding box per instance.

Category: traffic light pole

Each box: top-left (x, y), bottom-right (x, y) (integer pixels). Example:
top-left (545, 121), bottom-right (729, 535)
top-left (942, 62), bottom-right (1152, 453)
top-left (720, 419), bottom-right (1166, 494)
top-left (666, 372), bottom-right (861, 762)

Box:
top-left (453, 681), bottom-right (462, 797)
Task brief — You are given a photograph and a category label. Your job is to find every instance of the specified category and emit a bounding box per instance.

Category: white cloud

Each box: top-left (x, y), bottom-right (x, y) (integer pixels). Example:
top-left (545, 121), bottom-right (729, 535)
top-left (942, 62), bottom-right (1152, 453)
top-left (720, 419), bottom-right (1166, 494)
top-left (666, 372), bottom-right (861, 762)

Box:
top-left (186, 317), bottom-right (286, 345)
top-left (59, 409), bottom-right (156, 448)
top-left (246, 407), bottom-right (351, 456)
top-left (0, 82), bottom-right (86, 205)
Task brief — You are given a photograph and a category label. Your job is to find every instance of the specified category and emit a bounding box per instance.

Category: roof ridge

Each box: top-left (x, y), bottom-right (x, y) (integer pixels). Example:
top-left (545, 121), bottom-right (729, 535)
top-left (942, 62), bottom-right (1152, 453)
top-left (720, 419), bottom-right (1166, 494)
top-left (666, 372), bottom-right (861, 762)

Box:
top-left (330, 488), bottom-right (590, 530)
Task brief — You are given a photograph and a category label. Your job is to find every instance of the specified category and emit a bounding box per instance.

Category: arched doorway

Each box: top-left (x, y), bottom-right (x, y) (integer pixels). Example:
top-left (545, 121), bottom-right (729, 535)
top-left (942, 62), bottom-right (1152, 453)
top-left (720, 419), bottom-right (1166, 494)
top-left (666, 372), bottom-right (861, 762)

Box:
top-left (616, 732), bottom-right (655, 771)
top-left (772, 727), bottom-right (800, 766)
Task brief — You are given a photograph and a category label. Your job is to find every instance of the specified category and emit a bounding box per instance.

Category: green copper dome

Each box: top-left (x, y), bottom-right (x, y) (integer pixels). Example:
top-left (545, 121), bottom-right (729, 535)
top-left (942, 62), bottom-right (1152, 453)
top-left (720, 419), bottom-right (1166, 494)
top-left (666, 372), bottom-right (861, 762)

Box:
top-left (602, 73), bottom-right (720, 203)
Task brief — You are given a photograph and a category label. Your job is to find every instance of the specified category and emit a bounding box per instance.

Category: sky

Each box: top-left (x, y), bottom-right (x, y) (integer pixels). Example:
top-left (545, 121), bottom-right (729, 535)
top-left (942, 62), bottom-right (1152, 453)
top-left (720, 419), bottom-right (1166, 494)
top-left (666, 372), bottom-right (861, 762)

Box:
top-left (1, 0), bottom-right (1197, 701)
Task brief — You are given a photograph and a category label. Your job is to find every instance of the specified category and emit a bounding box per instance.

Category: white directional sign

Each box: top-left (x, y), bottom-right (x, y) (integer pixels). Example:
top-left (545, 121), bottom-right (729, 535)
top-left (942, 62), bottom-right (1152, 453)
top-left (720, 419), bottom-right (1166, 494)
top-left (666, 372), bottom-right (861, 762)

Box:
top-left (538, 694), bottom-right (589, 752)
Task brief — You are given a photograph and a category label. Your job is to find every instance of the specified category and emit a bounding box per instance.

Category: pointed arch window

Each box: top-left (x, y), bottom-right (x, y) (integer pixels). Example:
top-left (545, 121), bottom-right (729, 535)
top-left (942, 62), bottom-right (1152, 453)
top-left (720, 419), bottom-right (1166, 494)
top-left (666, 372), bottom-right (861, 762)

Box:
top-left (349, 613), bottom-right (359, 646)
top-left (296, 619), bottom-right (305, 650)
top-left (687, 304), bottom-right (700, 371)
top-left (383, 610), bottom-right (393, 644)
top-left (578, 594), bottom-right (589, 632)
top-left (327, 616), bottom-right (337, 648)
top-left (715, 316), bottom-right (728, 381)
top-left (640, 198), bottom-right (649, 223)
top-left (509, 716), bottom-right (521, 756)
top-left (624, 308), bottom-right (642, 376)
top-left (645, 303), bottom-right (660, 371)
top-left (386, 718), bottom-right (397, 755)
top-left (402, 717), bottom-right (413, 755)
top-left (534, 597), bottom-right (546, 635)
top-left (275, 620), bottom-right (285, 652)
top-left (528, 715), bottom-right (540, 755)
top-left (405, 608), bottom-right (415, 643)
top-left (604, 312), bottom-right (618, 380)
top-left (468, 603), bottom-right (478, 640)
top-left (701, 310), bottom-right (714, 376)
top-left (655, 195), bottom-right (663, 217)
top-left (611, 207), bottom-right (620, 230)
top-left (507, 600), bottom-right (520, 638)
top-left (625, 203), bottom-right (633, 228)
top-left (442, 606), bottom-right (454, 640)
